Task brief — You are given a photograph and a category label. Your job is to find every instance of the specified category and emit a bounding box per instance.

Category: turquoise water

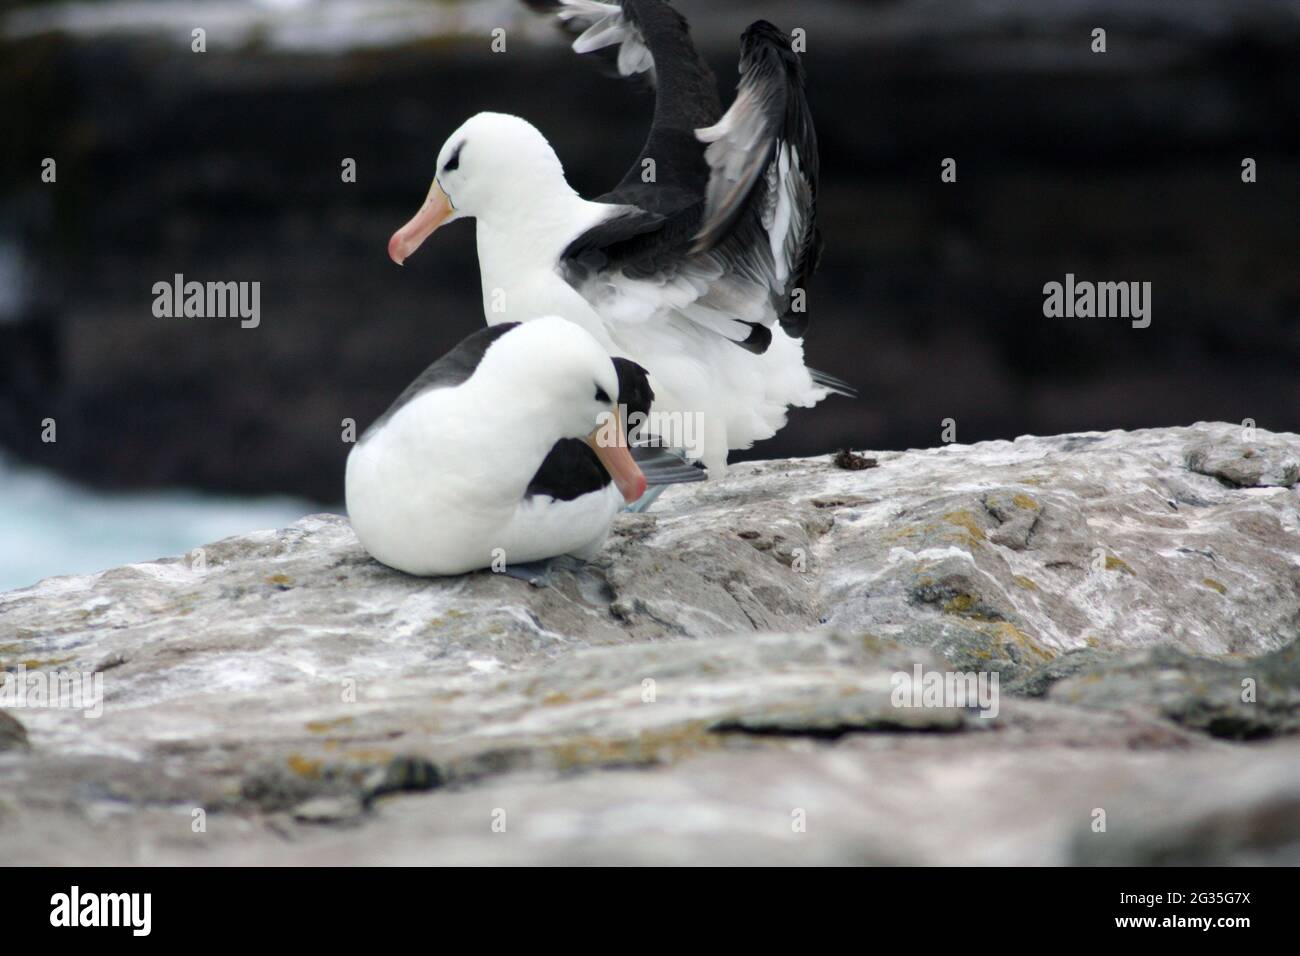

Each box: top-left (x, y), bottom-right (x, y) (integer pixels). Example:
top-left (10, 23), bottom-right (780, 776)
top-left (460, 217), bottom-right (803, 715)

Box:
top-left (0, 455), bottom-right (319, 592)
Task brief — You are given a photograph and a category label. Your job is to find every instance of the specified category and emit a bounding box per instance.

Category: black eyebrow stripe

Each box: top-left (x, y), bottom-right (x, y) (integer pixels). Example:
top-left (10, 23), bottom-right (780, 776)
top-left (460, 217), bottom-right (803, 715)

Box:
top-left (441, 141), bottom-right (465, 174)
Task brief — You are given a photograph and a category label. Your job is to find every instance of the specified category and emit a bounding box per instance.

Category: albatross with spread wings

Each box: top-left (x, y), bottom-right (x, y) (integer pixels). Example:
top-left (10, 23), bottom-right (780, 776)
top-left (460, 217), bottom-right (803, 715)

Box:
top-left (388, 0), bottom-right (851, 476)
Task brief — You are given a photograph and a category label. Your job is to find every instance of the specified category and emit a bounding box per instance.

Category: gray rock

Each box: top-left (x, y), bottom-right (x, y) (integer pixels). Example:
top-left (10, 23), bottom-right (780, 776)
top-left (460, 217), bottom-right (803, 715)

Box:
top-left (1006, 647), bottom-right (1113, 697)
top-left (1049, 641), bottom-right (1300, 740)
top-left (1068, 754), bottom-right (1300, 865)
top-left (1, 422), bottom-right (1298, 864)
top-left (1186, 440), bottom-right (1300, 488)
top-left (289, 796), bottom-right (367, 826)
top-left (0, 709), bottom-right (27, 752)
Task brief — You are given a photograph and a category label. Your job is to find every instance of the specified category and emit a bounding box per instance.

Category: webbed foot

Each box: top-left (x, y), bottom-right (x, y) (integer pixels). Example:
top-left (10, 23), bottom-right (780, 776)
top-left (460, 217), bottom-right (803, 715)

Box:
top-left (496, 554), bottom-right (587, 588)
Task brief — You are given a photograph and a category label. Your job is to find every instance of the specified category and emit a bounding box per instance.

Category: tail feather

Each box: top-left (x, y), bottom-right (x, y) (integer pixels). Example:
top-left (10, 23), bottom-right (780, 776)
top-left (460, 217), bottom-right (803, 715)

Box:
top-left (632, 444), bottom-right (708, 485)
top-left (809, 368), bottom-right (857, 398)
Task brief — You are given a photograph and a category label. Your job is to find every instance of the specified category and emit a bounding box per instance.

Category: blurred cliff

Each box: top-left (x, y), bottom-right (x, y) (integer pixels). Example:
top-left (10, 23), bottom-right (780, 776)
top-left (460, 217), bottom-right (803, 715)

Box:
top-left (2, 0), bottom-right (1298, 503)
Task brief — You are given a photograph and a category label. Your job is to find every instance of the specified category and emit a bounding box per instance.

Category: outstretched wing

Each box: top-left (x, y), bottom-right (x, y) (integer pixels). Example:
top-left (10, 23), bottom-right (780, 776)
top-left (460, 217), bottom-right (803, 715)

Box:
top-left (525, 0), bottom-right (719, 198)
top-left (523, 0), bottom-right (657, 81)
top-left (527, 4), bottom-right (821, 349)
top-left (692, 21), bottom-right (821, 335)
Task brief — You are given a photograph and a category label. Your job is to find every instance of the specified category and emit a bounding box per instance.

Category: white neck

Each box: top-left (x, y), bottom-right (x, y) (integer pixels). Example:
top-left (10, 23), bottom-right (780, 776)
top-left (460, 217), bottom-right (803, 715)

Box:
top-left (474, 191), bottom-right (610, 289)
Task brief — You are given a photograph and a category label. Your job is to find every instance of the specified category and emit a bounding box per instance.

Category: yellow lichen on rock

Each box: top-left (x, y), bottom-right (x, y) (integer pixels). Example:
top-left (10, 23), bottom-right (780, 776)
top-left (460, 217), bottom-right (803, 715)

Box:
top-left (942, 510), bottom-right (986, 545)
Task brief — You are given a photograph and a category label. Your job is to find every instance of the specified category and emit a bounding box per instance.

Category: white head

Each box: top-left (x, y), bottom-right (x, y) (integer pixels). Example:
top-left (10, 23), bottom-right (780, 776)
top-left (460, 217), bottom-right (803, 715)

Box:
top-left (482, 318), bottom-right (647, 503)
top-left (388, 112), bottom-right (573, 265)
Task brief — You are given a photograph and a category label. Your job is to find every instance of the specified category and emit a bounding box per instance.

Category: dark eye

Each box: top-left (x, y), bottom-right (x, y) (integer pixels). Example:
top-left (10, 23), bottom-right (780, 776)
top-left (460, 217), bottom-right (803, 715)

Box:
top-left (441, 141), bottom-right (464, 175)
top-left (594, 385), bottom-right (611, 404)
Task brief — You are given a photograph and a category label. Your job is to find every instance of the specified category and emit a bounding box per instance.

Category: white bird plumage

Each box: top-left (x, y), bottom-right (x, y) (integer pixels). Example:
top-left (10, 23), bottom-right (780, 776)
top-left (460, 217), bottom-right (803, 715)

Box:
top-left (390, 112), bottom-right (829, 476)
top-left (345, 317), bottom-right (640, 576)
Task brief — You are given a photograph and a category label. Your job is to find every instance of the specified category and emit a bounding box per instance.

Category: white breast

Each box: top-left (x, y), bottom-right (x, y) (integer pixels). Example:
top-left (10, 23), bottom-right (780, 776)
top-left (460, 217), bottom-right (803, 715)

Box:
top-left (346, 389), bottom-right (501, 575)
top-left (346, 386), bottom-right (622, 576)
top-left (497, 484), bottom-right (624, 565)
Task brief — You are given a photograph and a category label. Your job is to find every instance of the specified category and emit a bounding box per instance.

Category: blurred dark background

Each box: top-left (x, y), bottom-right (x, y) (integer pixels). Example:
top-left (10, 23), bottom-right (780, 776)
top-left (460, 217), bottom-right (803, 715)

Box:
top-left (2, 0), bottom-right (1298, 505)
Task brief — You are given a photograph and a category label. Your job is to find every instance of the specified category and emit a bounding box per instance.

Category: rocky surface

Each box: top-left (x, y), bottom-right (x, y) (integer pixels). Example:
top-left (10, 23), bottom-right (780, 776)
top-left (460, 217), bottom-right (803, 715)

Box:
top-left (2, 422), bottom-right (1299, 864)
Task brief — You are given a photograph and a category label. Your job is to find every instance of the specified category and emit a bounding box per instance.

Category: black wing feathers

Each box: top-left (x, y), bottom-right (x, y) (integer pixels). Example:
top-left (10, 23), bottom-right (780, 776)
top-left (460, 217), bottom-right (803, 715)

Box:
top-left (693, 20), bottom-right (821, 335)
top-left (528, 3), bottom-right (821, 347)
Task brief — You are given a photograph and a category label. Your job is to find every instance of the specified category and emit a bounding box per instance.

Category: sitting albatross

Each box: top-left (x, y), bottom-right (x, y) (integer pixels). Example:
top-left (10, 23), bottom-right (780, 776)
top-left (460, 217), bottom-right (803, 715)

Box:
top-left (387, 0), bottom-right (851, 476)
top-left (346, 317), bottom-right (700, 577)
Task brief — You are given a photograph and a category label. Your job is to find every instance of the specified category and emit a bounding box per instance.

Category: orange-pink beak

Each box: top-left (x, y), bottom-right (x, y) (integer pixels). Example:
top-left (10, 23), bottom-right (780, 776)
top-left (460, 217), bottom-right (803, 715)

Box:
top-left (388, 180), bottom-right (456, 265)
top-left (586, 409), bottom-right (647, 504)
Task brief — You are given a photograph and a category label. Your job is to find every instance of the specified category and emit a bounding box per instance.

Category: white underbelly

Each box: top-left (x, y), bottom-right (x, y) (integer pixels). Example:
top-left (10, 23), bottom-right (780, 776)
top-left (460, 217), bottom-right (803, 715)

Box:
top-left (346, 439), bottom-right (505, 576)
top-left (478, 271), bottom-right (827, 474)
top-left (346, 434), bottom-right (621, 577)
top-left (497, 485), bottom-right (623, 565)
top-left (591, 314), bottom-right (825, 474)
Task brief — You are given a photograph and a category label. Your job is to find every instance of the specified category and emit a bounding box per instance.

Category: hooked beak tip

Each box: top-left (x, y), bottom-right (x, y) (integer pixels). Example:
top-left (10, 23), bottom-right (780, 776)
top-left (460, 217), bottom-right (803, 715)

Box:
top-left (387, 235), bottom-right (407, 266)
